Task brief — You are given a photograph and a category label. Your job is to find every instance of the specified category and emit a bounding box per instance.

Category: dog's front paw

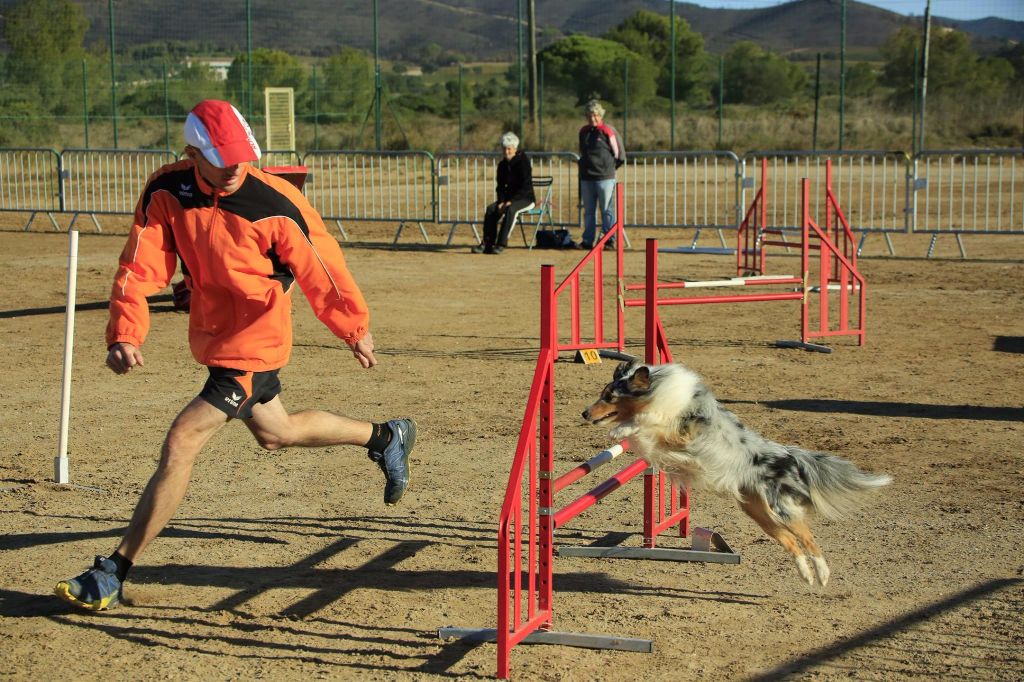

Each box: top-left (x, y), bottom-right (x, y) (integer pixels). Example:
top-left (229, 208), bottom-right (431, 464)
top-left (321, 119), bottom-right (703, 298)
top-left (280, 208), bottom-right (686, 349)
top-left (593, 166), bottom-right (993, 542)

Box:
top-left (609, 424), bottom-right (638, 440)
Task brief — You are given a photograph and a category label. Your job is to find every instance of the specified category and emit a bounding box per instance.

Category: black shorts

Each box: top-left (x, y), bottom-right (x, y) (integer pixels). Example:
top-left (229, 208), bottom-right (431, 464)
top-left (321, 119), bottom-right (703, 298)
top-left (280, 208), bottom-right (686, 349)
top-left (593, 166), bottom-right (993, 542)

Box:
top-left (199, 367), bottom-right (282, 419)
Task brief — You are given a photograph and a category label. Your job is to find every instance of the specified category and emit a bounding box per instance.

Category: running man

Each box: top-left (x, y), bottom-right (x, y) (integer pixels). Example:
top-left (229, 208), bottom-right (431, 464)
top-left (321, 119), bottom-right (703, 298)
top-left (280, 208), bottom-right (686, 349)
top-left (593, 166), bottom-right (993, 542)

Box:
top-left (55, 99), bottom-right (415, 611)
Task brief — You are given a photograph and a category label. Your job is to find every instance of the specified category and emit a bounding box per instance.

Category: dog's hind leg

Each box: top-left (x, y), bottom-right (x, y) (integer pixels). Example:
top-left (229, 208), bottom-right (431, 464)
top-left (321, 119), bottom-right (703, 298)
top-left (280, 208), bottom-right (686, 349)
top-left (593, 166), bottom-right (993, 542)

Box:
top-left (786, 518), bottom-right (830, 587)
top-left (738, 494), bottom-right (816, 586)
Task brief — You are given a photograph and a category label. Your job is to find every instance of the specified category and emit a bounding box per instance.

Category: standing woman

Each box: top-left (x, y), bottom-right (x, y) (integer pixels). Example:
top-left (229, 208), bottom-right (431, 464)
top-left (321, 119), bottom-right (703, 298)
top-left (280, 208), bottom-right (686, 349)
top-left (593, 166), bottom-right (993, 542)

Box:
top-left (472, 132), bottom-right (535, 254)
top-left (578, 99), bottom-right (625, 250)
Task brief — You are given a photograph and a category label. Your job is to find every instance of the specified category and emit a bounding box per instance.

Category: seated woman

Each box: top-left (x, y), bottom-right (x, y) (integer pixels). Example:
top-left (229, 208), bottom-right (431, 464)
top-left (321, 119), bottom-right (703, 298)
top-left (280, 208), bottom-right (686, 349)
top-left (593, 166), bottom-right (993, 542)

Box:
top-left (472, 132), bottom-right (535, 254)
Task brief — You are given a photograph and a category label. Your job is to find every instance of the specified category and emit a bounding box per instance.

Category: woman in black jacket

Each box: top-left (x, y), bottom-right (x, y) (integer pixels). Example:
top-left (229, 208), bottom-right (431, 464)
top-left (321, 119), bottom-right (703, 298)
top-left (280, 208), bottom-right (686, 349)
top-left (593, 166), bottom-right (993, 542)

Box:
top-left (472, 132), bottom-right (536, 254)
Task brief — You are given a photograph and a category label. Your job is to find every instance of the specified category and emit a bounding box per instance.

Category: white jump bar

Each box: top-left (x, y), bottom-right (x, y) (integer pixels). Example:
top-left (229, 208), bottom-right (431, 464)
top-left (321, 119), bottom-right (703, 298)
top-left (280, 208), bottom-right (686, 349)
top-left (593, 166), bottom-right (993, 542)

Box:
top-left (676, 275), bottom-right (795, 289)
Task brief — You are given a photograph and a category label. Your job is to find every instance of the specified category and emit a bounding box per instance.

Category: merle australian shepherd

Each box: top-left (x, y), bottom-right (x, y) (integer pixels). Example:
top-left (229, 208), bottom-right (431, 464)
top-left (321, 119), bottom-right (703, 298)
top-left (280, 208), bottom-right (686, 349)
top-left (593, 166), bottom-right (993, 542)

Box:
top-left (582, 360), bottom-right (891, 587)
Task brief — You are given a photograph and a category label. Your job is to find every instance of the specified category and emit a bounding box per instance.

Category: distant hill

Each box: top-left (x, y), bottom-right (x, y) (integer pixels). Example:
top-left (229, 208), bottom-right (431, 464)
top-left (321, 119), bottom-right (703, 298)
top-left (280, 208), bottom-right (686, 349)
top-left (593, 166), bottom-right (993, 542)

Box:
top-left (674, 0), bottom-right (922, 54)
top-left (0, 0), bottom-right (1021, 59)
top-left (952, 16), bottom-right (1024, 41)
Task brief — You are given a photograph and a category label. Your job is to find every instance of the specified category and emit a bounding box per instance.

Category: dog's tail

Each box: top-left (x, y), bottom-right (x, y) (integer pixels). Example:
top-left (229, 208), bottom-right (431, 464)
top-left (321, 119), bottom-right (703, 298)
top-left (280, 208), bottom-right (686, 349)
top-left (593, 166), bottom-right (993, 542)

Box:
top-left (793, 448), bottom-right (892, 519)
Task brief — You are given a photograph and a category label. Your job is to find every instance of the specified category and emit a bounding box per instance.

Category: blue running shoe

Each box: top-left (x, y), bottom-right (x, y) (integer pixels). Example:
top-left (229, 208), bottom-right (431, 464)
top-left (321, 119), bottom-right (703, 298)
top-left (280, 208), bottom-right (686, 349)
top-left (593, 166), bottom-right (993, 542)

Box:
top-left (367, 418), bottom-right (416, 505)
top-left (54, 556), bottom-right (123, 611)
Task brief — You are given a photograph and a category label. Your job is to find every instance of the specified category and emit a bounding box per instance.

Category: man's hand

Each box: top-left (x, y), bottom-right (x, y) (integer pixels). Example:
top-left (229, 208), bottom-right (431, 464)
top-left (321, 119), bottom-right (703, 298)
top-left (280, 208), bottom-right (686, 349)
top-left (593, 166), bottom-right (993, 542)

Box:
top-left (350, 332), bottom-right (378, 368)
top-left (107, 342), bottom-right (144, 375)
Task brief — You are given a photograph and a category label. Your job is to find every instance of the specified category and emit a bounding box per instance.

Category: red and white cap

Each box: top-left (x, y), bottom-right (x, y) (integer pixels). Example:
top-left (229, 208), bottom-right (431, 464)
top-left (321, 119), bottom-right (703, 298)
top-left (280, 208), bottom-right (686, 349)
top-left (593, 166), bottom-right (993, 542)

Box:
top-left (183, 100), bottom-right (261, 168)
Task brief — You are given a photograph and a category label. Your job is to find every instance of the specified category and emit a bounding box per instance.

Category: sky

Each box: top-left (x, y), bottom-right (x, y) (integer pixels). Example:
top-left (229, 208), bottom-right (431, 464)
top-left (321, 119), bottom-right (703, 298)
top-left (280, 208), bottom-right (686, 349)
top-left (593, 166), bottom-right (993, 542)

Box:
top-left (682, 0), bottom-right (1024, 22)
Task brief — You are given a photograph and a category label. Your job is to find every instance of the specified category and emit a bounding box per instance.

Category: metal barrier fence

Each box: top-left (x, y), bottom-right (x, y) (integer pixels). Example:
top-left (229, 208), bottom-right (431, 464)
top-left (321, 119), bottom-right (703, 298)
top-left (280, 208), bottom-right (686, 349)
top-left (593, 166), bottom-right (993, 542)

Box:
top-left (0, 148), bottom-right (62, 230)
top-left (61, 149), bottom-right (177, 230)
top-left (913, 150), bottom-right (1024, 235)
top-left (260, 150), bottom-right (303, 167)
top-left (5, 147), bottom-right (1024, 251)
top-left (301, 150), bottom-right (434, 241)
top-left (435, 151), bottom-right (581, 235)
top-left (175, 149), bottom-right (303, 167)
top-left (743, 151), bottom-right (911, 235)
top-left (622, 151), bottom-right (741, 232)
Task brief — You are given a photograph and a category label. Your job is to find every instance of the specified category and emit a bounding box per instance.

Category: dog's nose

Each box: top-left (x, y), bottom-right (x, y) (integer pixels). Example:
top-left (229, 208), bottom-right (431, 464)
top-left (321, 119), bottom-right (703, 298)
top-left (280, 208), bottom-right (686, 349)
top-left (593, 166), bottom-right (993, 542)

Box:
top-left (581, 409), bottom-right (590, 420)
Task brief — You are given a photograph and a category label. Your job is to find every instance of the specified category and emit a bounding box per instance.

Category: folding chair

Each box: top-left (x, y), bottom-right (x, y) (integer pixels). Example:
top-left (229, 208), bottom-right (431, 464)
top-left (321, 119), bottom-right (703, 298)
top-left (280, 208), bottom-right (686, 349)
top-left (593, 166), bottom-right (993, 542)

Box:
top-left (513, 176), bottom-right (555, 249)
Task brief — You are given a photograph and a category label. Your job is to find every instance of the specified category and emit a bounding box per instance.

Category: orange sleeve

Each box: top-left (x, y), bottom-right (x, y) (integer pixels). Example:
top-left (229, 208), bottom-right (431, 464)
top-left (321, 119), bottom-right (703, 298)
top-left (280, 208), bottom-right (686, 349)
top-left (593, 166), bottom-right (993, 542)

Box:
top-left (274, 191), bottom-right (370, 346)
top-left (105, 190), bottom-right (178, 349)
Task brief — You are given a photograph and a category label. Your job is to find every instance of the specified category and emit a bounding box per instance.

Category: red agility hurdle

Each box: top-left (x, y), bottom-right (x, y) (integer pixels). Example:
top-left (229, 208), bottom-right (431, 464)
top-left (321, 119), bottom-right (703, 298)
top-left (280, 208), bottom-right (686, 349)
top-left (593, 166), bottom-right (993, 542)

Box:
top-left (547, 184), bottom-right (627, 355)
top-left (740, 158), bottom-right (860, 285)
top-left (630, 159), bottom-right (866, 351)
top-left (439, 187), bottom-right (740, 679)
top-left (440, 173), bottom-right (865, 678)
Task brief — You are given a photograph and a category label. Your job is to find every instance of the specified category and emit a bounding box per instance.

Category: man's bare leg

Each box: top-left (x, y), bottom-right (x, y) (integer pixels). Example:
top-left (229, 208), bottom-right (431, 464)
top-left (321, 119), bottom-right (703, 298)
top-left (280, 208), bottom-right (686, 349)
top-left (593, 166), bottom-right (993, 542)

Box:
top-left (243, 395), bottom-right (372, 449)
top-left (244, 396), bottom-right (414, 505)
top-left (56, 397), bottom-right (228, 610)
top-left (116, 397), bottom-right (229, 562)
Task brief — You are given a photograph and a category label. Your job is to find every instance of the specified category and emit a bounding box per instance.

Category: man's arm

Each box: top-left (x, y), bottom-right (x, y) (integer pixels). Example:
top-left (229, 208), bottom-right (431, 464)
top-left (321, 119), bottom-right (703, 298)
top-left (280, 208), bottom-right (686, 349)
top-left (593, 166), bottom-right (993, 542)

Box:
top-left (106, 188), bottom-right (178, 357)
top-left (605, 125), bottom-right (625, 168)
top-left (495, 160), bottom-right (511, 206)
top-left (273, 186), bottom-right (373, 361)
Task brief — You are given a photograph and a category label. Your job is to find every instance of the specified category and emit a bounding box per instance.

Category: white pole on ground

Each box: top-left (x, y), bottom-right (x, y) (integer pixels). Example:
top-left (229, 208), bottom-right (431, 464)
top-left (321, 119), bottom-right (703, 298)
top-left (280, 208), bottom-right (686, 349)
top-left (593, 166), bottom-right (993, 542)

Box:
top-left (55, 229), bottom-right (79, 484)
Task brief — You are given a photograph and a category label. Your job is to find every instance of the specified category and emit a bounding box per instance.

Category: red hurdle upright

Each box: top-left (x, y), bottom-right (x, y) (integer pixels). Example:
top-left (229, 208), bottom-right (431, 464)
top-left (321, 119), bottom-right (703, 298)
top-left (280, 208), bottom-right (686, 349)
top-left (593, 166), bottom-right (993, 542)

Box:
top-left (738, 157), bottom-right (770, 275)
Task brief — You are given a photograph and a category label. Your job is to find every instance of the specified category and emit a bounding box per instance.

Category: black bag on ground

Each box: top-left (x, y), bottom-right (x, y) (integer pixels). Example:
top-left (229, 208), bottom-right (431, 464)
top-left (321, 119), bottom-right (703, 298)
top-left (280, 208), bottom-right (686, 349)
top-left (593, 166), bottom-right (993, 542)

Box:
top-left (535, 229), bottom-right (576, 249)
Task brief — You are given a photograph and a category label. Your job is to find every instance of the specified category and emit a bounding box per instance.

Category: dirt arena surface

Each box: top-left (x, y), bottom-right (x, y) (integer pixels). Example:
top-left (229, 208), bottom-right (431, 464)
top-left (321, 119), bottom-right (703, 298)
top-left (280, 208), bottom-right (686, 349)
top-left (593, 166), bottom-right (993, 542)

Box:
top-left (1, 221), bottom-right (1022, 681)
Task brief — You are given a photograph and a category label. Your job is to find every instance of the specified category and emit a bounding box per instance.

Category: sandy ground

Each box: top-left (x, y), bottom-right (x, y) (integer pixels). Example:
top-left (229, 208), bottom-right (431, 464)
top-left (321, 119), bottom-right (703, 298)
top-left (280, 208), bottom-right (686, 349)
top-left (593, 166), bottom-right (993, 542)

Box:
top-left (1, 219), bottom-right (1022, 681)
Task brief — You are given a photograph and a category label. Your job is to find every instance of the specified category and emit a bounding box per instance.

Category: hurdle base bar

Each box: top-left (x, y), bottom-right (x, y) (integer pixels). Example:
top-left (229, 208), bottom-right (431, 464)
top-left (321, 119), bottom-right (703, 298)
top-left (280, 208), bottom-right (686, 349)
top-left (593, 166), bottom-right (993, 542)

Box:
top-left (437, 627), bottom-right (653, 653)
top-left (556, 527), bottom-right (740, 565)
top-left (775, 339), bottom-right (833, 354)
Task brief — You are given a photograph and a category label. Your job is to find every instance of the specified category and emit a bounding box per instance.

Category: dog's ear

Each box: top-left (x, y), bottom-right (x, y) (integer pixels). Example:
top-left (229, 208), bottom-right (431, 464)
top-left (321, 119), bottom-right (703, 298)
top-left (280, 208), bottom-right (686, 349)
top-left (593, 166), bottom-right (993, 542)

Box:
top-left (612, 360), bottom-right (637, 381)
top-left (627, 365), bottom-right (651, 392)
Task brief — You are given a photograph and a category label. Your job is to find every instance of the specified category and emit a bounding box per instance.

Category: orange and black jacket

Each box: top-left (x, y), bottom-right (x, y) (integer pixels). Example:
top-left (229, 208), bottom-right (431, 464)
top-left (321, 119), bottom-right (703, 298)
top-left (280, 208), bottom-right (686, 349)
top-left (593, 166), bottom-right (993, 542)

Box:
top-left (107, 160), bottom-right (369, 372)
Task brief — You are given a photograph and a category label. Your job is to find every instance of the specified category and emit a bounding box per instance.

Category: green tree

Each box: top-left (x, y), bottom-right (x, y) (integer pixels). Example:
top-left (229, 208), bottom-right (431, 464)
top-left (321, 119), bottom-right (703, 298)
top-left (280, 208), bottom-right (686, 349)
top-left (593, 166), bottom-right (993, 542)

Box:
top-left (845, 62), bottom-right (878, 97)
top-left (997, 42), bottom-right (1024, 87)
top-left (605, 9), bottom-right (711, 103)
top-left (881, 27), bottom-right (1013, 103)
top-left (539, 35), bottom-right (657, 107)
top-left (471, 76), bottom-right (514, 115)
top-left (719, 42), bottom-right (807, 105)
top-left (121, 61), bottom-right (225, 119)
top-left (972, 57), bottom-right (1015, 100)
top-left (413, 43), bottom-right (464, 73)
top-left (226, 49), bottom-right (309, 114)
top-left (318, 47), bottom-right (374, 122)
top-left (3, 0), bottom-right (88, 116)
top-left (446, 76), bottom-right (477, 116)
top-left (880, 27), bottom-right (916, 101)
